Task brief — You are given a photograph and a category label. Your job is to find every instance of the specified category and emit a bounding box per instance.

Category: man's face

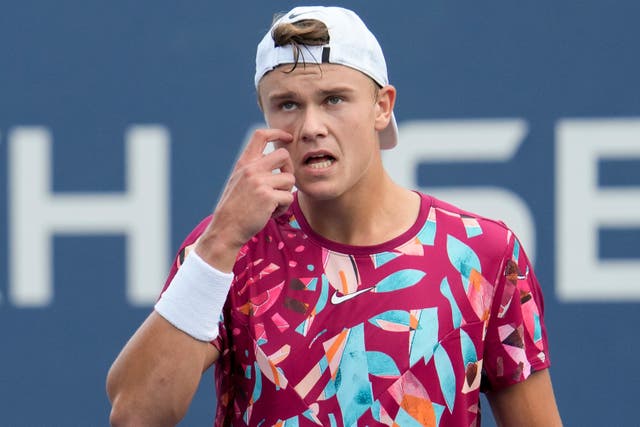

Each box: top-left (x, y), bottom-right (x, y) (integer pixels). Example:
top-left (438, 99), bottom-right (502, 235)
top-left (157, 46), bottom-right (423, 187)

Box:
top-left (258, 63), bottom-right (393, 201)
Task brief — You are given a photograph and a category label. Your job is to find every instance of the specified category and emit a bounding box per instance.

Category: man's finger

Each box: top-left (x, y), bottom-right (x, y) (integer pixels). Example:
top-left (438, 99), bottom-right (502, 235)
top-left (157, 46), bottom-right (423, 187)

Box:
top-left (271, 190), bottom-right (295, 218)
top-left (238, 129), bottom-right (293, 166)
top-left (274, 147), bottom-right (295, 175)
top-left (263, 171), bottom-right (295, 191)
top-left (258, 147), bottom-right (295, 176)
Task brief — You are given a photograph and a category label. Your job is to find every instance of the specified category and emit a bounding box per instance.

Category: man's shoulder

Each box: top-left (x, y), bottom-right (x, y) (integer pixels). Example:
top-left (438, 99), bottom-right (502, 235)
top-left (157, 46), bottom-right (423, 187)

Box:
top-left (423, 193), bottom-right (515, 254)
top-left (426, 194), bottom-right (510, 232)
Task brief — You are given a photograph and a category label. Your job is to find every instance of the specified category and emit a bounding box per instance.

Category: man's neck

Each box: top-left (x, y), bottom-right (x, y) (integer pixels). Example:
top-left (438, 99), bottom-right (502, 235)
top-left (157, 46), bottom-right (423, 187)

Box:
top-left (297, 175), bottom-right (420, 247)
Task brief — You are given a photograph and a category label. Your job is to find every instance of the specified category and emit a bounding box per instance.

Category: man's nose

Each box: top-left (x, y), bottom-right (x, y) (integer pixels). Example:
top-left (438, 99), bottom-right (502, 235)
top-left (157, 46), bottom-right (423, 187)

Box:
top-left (298, 106), bottom-right (328, 142)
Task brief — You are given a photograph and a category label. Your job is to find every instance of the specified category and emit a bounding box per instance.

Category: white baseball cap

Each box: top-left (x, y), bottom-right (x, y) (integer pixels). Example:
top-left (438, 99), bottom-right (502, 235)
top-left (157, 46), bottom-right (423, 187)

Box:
top-left (255, 6), bottom-right (399, 149)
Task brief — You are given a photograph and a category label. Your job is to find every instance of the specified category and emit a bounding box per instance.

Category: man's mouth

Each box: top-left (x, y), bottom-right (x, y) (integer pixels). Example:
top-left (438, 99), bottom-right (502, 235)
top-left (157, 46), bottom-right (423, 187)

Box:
top-left (305, 154), bottom-right (335, 169)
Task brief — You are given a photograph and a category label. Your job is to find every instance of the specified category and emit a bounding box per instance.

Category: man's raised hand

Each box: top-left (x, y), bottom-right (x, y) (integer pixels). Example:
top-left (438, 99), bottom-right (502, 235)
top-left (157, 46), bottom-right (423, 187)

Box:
top-left (195, 129), bottom-right (295, 271)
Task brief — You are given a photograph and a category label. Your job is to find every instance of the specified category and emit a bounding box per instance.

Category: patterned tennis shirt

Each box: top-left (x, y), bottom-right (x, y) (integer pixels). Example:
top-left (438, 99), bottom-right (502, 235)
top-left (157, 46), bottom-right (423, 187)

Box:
top-left (162, 192), bottom-right (551, 426)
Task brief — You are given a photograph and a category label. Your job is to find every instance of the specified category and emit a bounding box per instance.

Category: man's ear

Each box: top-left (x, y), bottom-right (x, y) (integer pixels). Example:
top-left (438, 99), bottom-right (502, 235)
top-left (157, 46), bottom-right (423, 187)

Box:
top-left (374, 85), bottom-right (396, 132)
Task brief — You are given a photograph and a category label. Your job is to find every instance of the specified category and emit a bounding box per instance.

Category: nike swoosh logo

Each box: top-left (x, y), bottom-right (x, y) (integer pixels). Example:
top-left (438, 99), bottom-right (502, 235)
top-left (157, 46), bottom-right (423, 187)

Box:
top-left (331, 287), bottom-right (375, 305)
top-left (288, 11), bottom-right (315, 20)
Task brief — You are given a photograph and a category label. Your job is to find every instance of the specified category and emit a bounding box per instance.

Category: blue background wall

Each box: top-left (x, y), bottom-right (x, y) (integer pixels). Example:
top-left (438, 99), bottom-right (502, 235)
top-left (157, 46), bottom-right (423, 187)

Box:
top-left (1, 1), bottom-right (639, 425)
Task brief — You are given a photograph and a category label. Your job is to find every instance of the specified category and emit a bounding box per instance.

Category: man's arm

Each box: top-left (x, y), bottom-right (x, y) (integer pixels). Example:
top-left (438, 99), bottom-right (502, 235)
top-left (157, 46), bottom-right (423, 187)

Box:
top-left (106, 129), bottom-right (295, 426)
top-left (486, 369), bottom-right (562, 427)
top-left (107, 312), bottom-right (219, 426)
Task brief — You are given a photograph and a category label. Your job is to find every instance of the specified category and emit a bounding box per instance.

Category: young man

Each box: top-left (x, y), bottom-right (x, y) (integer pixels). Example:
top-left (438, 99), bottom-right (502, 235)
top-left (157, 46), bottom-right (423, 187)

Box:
top-left (107, 6), bottom-right (562, 426)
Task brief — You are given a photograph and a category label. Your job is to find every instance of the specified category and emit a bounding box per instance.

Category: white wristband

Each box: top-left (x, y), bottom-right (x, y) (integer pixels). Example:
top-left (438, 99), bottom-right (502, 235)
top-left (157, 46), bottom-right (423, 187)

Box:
top-left (154, 250), bottom-right (233, 341)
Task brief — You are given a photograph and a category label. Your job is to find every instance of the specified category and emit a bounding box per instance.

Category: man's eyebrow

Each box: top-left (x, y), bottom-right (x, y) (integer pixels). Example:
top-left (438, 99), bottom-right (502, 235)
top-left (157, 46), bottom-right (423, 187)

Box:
top-left (266, 91), bottom-right (299, 103)
top-left (318, 86), bottom-right (356, 96)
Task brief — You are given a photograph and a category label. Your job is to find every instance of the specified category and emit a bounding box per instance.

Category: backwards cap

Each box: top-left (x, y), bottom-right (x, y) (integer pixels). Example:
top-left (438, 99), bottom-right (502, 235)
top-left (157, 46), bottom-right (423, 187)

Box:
top-left (255, 6), bottom-right (398, 149)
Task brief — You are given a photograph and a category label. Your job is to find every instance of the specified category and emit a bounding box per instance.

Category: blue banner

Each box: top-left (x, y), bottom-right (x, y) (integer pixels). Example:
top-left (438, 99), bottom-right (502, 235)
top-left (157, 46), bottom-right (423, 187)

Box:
top-left (1, 1), bottom-right (638, 425)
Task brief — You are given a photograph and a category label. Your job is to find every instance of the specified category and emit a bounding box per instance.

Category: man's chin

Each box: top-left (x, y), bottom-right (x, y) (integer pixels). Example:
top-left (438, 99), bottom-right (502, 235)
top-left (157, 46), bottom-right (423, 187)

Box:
top-left (296, 183), bottom-right (341, 202)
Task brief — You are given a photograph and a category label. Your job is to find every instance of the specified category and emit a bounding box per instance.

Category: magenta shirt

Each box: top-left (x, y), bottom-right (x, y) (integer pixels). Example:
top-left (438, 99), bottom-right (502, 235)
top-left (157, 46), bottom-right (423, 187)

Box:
top-left (162, 192), bottom-right (550, 426)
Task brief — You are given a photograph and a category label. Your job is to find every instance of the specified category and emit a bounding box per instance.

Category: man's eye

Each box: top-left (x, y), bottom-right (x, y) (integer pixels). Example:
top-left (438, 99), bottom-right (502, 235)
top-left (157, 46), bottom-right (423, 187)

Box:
top-left (327, 96), bottom-right (343, 105)
top-left (281, 102), bottom-right (297, 111)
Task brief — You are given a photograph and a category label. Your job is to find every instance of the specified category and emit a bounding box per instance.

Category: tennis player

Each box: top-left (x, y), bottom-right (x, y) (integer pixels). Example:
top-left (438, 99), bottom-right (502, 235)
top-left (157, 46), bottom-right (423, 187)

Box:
top-left (107, 6), bottom-right (562, 426)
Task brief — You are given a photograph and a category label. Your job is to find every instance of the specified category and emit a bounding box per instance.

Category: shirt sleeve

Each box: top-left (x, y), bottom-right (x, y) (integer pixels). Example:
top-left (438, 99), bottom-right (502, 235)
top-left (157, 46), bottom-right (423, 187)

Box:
top-left (481, 233), bottom-right (551, 392)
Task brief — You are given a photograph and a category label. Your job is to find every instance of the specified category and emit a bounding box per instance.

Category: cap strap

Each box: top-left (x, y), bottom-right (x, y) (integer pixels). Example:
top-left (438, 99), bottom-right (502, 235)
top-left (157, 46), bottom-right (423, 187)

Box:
top-left (322, 46), bottom-right (330, 63)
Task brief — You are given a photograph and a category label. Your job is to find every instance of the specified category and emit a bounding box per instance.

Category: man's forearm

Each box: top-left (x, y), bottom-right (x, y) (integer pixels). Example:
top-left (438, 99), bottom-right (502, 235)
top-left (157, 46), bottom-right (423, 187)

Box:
top-left (107, 311), bottom-right (214, 426)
